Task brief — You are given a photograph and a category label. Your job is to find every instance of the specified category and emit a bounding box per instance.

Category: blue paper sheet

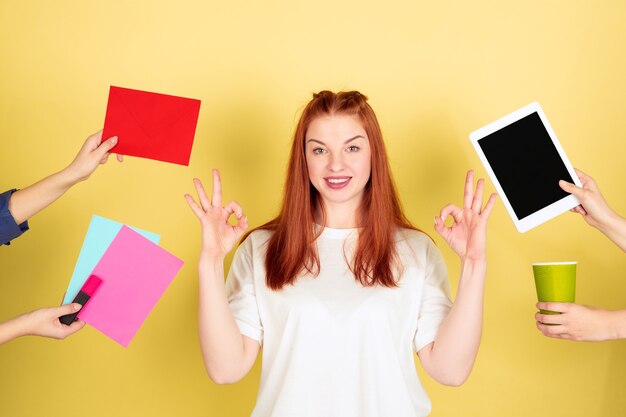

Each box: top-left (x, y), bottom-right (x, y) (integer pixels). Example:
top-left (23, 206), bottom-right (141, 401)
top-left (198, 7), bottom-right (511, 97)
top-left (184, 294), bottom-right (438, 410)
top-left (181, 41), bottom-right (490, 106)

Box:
top-left (62, 215), bottom-right (160, 304)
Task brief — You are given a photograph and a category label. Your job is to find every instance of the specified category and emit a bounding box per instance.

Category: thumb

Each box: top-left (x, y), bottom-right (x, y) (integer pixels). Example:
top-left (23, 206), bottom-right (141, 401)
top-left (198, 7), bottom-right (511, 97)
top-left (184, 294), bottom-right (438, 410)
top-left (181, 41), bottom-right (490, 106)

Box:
top-left (55, 303), bottom-right (82, 317)
top-left (96, 136), bottom-right (118, 157)
top-left (559, 179), bottom-right (582, 197)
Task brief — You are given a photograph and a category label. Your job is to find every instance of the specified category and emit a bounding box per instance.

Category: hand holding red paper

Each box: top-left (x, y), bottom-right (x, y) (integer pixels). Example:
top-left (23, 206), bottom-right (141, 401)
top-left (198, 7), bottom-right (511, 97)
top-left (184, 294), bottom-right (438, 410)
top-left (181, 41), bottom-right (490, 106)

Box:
top-left (65, 130), bottom-right (122, 183)
top-left (102, 86), bottom-right (201, 166)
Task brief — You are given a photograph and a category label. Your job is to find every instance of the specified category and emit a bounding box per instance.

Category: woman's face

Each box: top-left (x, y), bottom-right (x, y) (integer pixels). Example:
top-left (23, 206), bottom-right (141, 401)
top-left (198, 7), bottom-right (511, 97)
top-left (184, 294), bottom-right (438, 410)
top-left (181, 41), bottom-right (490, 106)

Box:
top-left (305, 113), bottom-right (372, 216)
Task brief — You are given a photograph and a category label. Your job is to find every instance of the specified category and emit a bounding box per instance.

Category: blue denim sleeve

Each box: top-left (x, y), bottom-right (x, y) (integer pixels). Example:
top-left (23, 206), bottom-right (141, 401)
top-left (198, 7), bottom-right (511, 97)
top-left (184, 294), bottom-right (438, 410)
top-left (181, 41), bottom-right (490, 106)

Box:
top-left (0, 189), bottom-right (29, 246)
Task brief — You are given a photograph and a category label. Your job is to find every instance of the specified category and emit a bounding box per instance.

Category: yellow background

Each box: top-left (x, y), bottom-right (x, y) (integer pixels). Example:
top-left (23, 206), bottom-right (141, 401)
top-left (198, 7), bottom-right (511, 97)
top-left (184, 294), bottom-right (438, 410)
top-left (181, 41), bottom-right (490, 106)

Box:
top-left (1, 1), bottom-right (625, 416)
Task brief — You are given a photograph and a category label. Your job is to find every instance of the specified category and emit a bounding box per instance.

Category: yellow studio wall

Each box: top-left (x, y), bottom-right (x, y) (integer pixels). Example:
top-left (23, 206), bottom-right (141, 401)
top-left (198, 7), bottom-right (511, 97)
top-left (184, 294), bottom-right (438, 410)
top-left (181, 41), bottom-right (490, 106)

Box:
top-left (1, 1), bottom-right (625, 416)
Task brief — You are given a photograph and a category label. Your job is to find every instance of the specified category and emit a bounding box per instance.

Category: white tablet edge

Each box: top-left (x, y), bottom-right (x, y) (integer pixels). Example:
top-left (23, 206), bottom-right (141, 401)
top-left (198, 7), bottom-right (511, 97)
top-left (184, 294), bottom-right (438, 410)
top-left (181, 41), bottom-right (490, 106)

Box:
top-left (469, 102), bottom-right (582, 233)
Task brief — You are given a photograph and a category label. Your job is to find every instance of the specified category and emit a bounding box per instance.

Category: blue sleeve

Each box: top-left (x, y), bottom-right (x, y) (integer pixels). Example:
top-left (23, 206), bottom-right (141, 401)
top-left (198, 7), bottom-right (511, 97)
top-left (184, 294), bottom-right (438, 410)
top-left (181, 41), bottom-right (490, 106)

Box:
top-left (0, 189), bottom-right (29, 246)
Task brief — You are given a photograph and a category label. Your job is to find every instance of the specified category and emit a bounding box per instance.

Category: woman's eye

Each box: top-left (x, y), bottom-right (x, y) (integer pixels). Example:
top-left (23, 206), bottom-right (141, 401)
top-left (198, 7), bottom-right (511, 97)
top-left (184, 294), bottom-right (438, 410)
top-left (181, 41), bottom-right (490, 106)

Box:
top-left (312, 148), bottom-right (326, 154)
top-left (347, 145), bottom-right (359, 152)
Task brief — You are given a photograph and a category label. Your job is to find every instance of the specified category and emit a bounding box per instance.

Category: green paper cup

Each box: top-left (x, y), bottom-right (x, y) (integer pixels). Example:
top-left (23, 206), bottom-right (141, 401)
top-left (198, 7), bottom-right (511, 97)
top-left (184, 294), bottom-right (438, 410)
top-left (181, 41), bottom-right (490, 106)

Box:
top-left (532, 262), bottom-right (576, 315)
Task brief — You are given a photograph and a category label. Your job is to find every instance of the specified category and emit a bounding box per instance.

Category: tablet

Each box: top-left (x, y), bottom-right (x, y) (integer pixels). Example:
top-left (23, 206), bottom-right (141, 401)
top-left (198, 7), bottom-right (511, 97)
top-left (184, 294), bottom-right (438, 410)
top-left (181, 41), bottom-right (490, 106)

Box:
top-left (469, 102), bottom-right (582, 233)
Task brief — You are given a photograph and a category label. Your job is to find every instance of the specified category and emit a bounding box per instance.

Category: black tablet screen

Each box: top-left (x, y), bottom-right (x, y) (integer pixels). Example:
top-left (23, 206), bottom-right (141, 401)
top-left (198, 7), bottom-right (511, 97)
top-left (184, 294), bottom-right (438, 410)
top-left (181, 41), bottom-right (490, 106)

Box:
top-left (477, 112), bottom-right (574, 220)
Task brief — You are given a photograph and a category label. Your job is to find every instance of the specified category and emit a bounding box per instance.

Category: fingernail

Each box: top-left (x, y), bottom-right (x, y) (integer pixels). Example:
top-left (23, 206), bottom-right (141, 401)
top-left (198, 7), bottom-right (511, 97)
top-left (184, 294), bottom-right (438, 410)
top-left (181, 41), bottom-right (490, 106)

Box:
top-left (244, 216), bottom-right (248, 223)
top-left (73, 303), bottom-right (82, 311)
top-left (111, 136), bottom-right (118, 144)
top-left (441, 216), bottom-right (445, 222)
top-left (434, 216), bottom-right (437, 225)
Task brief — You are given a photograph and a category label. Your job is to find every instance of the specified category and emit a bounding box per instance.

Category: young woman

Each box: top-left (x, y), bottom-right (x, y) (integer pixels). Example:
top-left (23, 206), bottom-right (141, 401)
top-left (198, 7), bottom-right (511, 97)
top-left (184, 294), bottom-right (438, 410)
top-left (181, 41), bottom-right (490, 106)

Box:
top-left (185, 91), bottom-right (496, 417)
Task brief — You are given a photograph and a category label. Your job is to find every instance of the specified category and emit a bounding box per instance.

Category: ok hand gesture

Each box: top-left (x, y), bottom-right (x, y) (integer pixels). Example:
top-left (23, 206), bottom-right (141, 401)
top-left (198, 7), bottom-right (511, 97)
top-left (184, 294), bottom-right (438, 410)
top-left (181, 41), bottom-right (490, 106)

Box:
top-left (434, 170), bottom-right (497, 262)
top-left (185, 169), bottom-right (248, 261)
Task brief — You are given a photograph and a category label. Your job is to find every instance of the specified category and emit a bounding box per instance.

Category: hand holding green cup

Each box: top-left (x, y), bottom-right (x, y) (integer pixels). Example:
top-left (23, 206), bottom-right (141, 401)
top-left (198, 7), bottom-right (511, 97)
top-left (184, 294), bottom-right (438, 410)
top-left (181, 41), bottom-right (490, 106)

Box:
top-left (532, 262), bottom-right (576, 315)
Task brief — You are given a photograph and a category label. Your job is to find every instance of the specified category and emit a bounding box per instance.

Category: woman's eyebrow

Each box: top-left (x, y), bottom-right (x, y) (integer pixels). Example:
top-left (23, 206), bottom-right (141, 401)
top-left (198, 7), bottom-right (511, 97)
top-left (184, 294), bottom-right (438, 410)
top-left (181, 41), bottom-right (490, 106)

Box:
top-left (306, 135), bottom-right (365, 145)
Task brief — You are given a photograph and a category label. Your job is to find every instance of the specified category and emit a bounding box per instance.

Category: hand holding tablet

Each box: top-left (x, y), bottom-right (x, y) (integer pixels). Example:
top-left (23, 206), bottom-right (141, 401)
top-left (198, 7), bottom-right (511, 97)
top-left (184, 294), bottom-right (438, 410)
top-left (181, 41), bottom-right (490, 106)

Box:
top-left (469, 102), bottom-right (582, 232)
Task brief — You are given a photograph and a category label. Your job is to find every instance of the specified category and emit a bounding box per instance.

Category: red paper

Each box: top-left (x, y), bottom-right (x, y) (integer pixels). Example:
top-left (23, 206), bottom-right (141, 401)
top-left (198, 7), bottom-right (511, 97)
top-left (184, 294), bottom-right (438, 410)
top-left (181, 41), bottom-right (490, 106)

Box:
top-left (102, 86), bottom-right (201, 166)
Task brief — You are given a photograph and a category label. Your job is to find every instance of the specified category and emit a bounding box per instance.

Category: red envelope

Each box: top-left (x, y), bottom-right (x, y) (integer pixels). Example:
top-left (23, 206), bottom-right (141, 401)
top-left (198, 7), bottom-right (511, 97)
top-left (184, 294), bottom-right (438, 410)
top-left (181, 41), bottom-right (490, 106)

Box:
top-left (102, 86), bottom-right (201, 166)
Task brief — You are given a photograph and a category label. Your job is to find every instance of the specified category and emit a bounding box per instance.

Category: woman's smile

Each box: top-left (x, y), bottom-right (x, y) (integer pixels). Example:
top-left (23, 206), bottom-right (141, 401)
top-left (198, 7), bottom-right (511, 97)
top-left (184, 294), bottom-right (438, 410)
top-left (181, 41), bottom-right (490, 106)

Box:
top-left (324, 176), bottom-right (352, 189)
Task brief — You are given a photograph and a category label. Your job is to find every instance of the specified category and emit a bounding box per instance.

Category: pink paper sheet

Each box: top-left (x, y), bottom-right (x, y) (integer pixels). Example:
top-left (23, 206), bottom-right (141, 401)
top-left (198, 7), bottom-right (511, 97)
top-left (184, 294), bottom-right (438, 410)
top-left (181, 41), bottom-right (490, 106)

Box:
top-left (78, 226), bottom-right (184, 347)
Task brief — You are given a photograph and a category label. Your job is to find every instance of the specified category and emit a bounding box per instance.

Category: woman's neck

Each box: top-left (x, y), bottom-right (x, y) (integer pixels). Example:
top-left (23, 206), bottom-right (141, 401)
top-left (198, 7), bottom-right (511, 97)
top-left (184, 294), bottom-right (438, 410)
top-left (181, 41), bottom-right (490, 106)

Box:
top-left (315, 201), bottom-right (360, 229)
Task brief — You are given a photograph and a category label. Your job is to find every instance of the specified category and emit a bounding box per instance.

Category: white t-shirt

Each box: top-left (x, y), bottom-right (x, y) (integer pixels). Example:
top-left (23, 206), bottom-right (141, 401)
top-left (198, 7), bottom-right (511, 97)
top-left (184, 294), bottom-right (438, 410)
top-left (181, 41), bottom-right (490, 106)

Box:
top-left (225, 227), bottom-right (452, 417)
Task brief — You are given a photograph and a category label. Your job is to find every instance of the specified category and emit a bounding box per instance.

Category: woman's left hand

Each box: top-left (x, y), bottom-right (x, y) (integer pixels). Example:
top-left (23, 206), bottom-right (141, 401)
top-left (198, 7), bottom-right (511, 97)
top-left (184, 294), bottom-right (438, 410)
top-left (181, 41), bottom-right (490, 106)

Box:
top-left (434, 170), bottom-right (497, 262)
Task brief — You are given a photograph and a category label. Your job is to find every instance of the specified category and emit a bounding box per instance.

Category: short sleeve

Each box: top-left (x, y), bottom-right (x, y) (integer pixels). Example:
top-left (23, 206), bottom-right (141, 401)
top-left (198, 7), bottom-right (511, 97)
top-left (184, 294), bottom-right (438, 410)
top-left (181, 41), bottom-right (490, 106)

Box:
top-left (413, 240), bottom-right (452, 352)
top-left (225, 237), bottom-right (264, 344)
top-left (0, 189), bottom-right (29, 246)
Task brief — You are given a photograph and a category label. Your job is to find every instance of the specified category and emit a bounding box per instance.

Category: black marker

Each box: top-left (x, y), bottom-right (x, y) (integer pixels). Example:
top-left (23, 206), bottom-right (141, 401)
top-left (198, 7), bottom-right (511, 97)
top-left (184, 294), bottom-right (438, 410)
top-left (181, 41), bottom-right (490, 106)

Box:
top-left (60, 275), bottom-right (102, 325)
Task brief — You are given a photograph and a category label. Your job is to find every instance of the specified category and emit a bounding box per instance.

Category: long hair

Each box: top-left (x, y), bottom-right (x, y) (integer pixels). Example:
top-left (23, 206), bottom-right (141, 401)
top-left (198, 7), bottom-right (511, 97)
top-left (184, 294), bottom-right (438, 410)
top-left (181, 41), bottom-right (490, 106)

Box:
top-left (245, 90), bottom-right (419, 290)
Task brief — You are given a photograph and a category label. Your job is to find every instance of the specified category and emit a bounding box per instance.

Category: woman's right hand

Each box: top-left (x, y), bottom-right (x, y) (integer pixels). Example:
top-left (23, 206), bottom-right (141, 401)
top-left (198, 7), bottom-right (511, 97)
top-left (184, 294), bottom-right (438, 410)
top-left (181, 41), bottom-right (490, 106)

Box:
top-left (185, 169), bottom-right (248, 261)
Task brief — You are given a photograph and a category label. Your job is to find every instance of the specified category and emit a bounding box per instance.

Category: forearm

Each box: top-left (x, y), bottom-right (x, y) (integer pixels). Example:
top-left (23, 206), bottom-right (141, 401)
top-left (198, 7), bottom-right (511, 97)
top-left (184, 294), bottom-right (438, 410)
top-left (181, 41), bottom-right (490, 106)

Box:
top-left (0, 314), bottom-right (31, 345)
top-left (605, 309), bottom-right (626, 340)
top-left (597, 213), bottom-right (626, 252)
top-left (420, 259), bottom-right (486, 386)
top-left (9, 168), bottom-right (77, 224)
top-left (198, 257), bottom-right (252, 383)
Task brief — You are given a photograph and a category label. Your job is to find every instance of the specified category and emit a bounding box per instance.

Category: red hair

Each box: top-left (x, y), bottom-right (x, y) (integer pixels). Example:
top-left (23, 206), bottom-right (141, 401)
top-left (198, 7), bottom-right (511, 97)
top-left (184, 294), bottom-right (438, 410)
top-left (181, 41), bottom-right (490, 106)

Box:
top-left (245, 90), bottom-right (420, 290)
